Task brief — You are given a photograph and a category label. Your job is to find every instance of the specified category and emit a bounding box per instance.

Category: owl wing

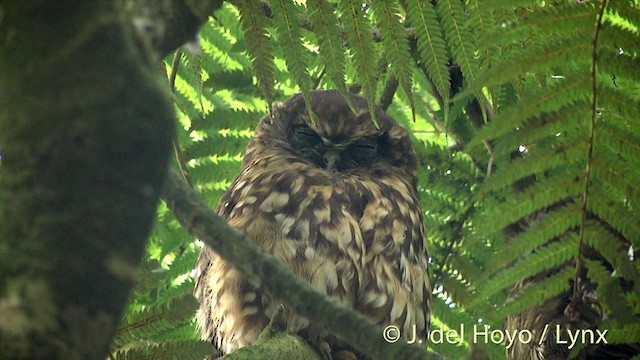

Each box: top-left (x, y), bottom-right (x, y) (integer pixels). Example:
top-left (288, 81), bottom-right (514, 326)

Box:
top-left (356, 176), bottom-right (431, 340)
top-left (193, 178), bottom-right (274, 354)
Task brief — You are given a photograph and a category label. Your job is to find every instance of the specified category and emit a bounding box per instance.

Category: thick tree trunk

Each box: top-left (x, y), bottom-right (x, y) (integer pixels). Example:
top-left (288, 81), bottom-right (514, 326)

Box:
top-left (0, 1), bottom-right (213, 358)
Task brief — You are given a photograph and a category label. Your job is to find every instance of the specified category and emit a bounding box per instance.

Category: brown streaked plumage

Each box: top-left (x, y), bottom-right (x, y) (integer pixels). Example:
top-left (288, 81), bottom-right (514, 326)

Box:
top-left (194, 90), bottom-right (431, 358)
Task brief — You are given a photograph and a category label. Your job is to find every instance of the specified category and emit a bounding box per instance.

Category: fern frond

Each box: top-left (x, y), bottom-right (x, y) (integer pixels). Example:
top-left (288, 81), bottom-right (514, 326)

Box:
top-left (466, 0), bottom-right (494, 40)
top-left (113, 340), bottom-right (212, 360)
top-left (591, 151), bottom-right (640, 207)
top-left (130, 259), bottom-right (166, 298)
top-left (600, 321), bottom-right (640, 345)
top-left (473, 233), bottom-right (579, 306)
top-left (481, 201), bottom-right (582, 280)
top-left (271, 0), bottom-right (315, 123)
top-left (598, 49), bottom-right (640, 84)
top-left (113, 294), bottom-right (199, 347)
top-left (483, 0), bottom-right (541, 10)
top-left (164, 248), bottom-right (200, 282)
top-left (405, 0), bottom-right (450, 110)
top-left (599, 82), bottom-right (640, 121)
top-left (497, 265), bottom-right (573, 319)
top-left (199, 19), bottom-right (250, 73)
top-left (429, 311), bottom-right (469, 359)
top-left (462, 38), bottom-right (592, 102)
top-left (478, 4), bottom-right (597, 51)
top-left (306, 0), bottom-right (355, 112)
top-left (236, 0), bottom-right (275, 112)
top-left (585, 221), bottom-right (640, 290)
top-left (585, 259), bottom-right (635, 323)
top-left (492, 101), bottom-right (588, 158)
top-left (185, 135), bottom-right (250, 161)
top-left (481, 135), bottom-right (587, 195)
top-left (597, 120), bottom-right (640, 168)
top-left (588, 187), bottom-right (640, 247)
top-left (468, 75), bottom-right (592, 148)
top-left (600, 21), bottom-right (639, 57)
top-left (608, 1), bottom-right (640, 31)
top-left (435, 0), bottom-right (479, 84)
top-left (467, 0), bottom-right (496, 73)
top-left (371, 1), bottom-right (415, 120)
top-left (338, 0), bottom-right (379, 126)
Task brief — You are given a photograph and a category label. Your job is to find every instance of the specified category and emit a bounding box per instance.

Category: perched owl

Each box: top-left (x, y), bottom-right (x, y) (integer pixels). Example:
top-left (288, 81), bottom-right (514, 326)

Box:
top-left (194, 90), bottom-right (431, 358)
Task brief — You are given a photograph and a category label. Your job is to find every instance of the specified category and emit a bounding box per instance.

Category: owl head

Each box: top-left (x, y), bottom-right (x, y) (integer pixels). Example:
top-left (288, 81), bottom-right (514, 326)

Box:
top-left (247, 90), bottom-right (418, 184)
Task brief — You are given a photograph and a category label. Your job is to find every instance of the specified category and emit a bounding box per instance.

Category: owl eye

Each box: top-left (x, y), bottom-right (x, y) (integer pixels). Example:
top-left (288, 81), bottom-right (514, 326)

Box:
top-left (347, 138), bottom-right (379, 162)
top-left (291, 126), bottom-right (321, 147)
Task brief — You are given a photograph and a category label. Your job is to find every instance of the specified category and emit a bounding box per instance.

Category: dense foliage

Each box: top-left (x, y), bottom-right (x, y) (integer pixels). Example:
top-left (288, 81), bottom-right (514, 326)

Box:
top-left (110, 1), bottom-right (639, 359)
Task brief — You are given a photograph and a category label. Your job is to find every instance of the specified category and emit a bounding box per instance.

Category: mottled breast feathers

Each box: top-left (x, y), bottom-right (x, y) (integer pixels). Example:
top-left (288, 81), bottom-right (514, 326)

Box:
top-left (194, 89), bottom-right (431, 358)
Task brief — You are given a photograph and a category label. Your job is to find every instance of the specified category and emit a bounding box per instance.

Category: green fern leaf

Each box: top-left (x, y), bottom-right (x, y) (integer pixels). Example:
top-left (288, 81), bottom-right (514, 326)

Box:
top-left (467, 0), bottom-right (495, 40)
top-left (588, 187), bottom-right (640, 247)
top-left (597, 120), bottom-right (640, 168)
top-left (600, 321), bottom-right (640, 345)
top-left (608, 1), bottom-right (640, 31)
top-left (462, 37), bottom-right (592, 103)
top-left (468, 75), bottom-right (592, 148)
top-left (481, 133), bottom-right (588, 194)
top-left (130, 259), bottom-right (166, 298)
top-left (165, 248), bottom-right (200, 282)
top-left (338, 0), bottom-right (379, 126)
top-left (405, 0), bottom-right (450, 112)
top-left (483, 0), bottom-right (542, 9)
top-left (113, 340), bottom-right (212, 360)
top-left (236, 0), bottom-right (275, 113)
top-left (271, 0), bottom-right (315, 123)
top-left (599, 82), bottom-right (640, 121)
top-left (478, 4), bottom-right (597, 51)
top-left (492, 102), bottom-right (588, 158)
top-left (371, 0), bottom-right (415, 120)
top-left (113, 294), bottom-right (199, 347)
top-left (473, 233), bottom-right (579, 306)
top-left (592, 150), bottom-right (640, 207)
top-left (429, 316), bottom-right (468, 359)
top-left (497, 265), bottom-right (573, 319)
top-left (306, 0), bottom-right (355, 112)
top-left (467, 0), bottom-right (497, 74)
top-left (599, 49), bottom-right (640, 84)
top-left (436, 0), bottom-right (479, 84)
top-left (585, 259), bottom-right (636, 323)
top-left (481, 201), bottom-right (582, 280)
top-left (585, 221), bottom-right (640, 291)
top-left (600, 20), bottom-right (639, 58)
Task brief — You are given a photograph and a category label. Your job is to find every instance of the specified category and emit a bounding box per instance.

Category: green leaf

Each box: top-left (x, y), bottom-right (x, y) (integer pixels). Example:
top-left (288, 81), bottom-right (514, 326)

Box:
top-left (306, 0), bottom-right (356, 112)
top-left (235, 0), bottom-right (275, 113)
top-left (371, 0), bottom-right (415, 119)
top-left (406, 0), bottom-right (450, 114)
top-left (271, 0), bottom-right (316, 123)
top-left (338, 0), bottom-right (379, 126)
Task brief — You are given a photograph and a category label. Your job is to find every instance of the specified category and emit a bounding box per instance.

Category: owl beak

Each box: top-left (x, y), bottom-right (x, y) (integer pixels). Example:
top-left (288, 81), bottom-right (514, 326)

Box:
top-left (323, 149), bottom-right (340, 170)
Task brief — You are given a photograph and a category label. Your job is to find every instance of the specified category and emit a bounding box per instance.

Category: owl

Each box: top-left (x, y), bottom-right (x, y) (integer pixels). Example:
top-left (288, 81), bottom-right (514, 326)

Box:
top-left (194, 90), bottom-right (431, 358)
